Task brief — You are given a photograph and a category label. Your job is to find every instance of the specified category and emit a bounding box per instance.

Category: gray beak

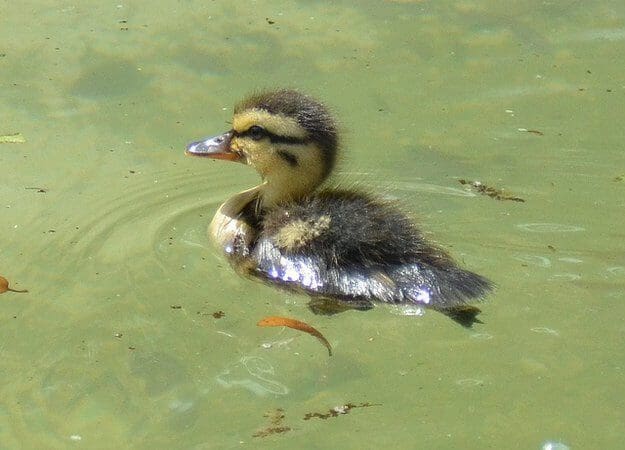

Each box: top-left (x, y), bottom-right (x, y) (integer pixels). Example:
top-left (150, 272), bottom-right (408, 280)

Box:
top-left (185, 131), bottom-right (241, 161)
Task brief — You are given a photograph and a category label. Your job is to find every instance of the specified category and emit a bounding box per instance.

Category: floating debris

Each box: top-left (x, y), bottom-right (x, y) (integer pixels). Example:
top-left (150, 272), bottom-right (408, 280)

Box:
top-left (257, 316), bottom-right (332, 356)
top-left (0, 133), bottom-right (26, 144)
top-left (303, 402), bottom-right (380, 420)
top-left (517, 128), bottom-right (544, 136)
top-left (614, 174), bottom-right (624, 182)
top-left (212, 310), bottom-right (225, 319)
top-left (459, 179), bottom-right (525, 202)
top-left (253, 408), bottom-right (291, 438)
top-left (0, 275), bottom-right (28, 294)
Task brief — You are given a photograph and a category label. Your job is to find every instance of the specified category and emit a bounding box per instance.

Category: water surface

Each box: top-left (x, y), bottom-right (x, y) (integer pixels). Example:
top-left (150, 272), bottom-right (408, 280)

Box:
top-left (1, 1), bottom-right (624, 448)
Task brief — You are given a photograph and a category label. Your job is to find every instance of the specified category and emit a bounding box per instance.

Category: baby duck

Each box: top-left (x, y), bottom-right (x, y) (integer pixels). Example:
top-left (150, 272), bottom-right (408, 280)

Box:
top-left (186, 89), bottom-right (492, 326)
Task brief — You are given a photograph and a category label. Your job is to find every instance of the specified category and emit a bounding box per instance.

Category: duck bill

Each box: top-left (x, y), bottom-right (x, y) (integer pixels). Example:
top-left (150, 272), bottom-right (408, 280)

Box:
top-left (185, 131), bottom-right (240, 161)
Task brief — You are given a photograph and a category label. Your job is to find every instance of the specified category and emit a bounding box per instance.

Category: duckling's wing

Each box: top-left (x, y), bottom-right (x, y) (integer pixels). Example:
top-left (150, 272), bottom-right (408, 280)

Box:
top-left (252, 239), bottom-right (489, 327)
top-left (251, 190), bottom-right (492, 326)
top-left (252, 237), bottom-right (490, 307)
top-left (252, 237), bottom-right (399, 303)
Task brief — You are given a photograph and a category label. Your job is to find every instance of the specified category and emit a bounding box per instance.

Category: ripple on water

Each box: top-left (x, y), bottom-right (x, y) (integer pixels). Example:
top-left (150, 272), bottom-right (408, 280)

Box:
top-left (607, 266), bottom-right (625, 277)
top-left (530, 327), bottom-right (559, 336)
top-left (455, 378), bottom-right (485, 387)
top-left (548, 273), bottom-right (581, 281)
top-left (470, 332), bottom-right (494, 341)
top-left (513, 253), bottom-right (552, 268)
top-left (515, 223), bottom-right (585, 233)
top-left (558, 257), bottom-right (584, 264)
top-left (215, 356), bottom-right (289, 396)
top-left (392, 181), bottom-right (476, 197)
top-left (39, 168), bottom-right (229, 273)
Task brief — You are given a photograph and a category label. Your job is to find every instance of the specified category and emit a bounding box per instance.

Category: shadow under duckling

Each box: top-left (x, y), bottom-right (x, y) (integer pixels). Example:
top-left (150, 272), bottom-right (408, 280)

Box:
top-left (186, 89), bottom-right (492, 327)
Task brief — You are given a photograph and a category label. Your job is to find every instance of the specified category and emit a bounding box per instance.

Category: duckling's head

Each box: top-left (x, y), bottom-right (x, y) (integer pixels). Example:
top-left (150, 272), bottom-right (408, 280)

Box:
top-left (186, 89), bottom-right (338, 207)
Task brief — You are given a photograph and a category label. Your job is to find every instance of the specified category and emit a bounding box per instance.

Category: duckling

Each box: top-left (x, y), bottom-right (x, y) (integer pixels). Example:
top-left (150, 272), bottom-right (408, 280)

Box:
top-left (186, 89), bottom-right (492, 327)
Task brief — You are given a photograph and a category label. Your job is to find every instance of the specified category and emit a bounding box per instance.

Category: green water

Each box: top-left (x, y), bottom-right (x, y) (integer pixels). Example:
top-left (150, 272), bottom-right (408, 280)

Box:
top-left (1, 1), bottom-right (624, 448)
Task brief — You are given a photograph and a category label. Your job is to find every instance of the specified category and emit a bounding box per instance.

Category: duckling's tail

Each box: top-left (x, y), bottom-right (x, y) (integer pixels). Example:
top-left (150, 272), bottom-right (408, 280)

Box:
top-left (393, 264), bottom-right (493, 327)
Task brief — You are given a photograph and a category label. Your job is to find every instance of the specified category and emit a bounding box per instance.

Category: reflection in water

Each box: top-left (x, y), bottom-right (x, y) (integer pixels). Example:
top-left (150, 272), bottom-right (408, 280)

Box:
top-left (541, 441), bottom-right (571, 450)
top-left (389, 304), bottom-right (425, 317)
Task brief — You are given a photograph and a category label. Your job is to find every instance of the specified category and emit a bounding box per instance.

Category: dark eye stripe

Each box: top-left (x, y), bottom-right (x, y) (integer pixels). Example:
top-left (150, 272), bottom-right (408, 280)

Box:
top-left (277, 150), bottom-right (298, 167)
top-left (233, 128), bottom-right (309, 145)
top-left (268, 134), bottom-right (309, 145)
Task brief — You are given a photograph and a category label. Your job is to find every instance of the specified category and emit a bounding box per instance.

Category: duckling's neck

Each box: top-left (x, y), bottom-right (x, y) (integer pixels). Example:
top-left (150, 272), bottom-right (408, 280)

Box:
top-left (258, 173), bottom-right (321, 208)
top-left (209, 177), bottom-right (321, 256)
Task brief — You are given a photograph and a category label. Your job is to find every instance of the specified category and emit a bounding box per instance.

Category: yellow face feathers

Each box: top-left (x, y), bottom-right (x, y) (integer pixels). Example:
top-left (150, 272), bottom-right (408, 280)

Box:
top-left (219, 90), bottom-right (340, 206)
top-left (233, 109), bottom-right (307, 139)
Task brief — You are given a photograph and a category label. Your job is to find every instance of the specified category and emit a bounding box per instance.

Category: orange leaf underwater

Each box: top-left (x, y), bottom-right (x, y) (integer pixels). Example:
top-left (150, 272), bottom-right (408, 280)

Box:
top-left (0, 275), bottom-right (28, 294)
top-left (257, 316), bottom-right (332, 356)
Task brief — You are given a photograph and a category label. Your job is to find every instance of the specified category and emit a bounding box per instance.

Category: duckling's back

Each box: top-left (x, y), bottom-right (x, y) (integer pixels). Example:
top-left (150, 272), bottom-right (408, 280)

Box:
top-left (249, 190), bottom-right (491, 326)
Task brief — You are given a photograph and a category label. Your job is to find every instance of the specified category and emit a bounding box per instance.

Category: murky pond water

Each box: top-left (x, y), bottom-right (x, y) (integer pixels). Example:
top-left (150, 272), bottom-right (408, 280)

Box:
top-left (2, 1), bottom-right (624, 448)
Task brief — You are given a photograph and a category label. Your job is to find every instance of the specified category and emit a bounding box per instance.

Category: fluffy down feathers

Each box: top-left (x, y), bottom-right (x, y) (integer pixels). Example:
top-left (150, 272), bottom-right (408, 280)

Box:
top-left (246, 190), bottom-right (491, 325)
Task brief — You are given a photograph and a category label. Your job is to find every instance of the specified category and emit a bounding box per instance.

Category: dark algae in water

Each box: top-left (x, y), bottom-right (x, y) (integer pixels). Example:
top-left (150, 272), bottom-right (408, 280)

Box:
top-left (0, 275), bottom-right (28, 294)
top-left (252, 403), bottom-right (379, 437)
top-left (253, 408), bottom-right (291, 438)
top-left (459, 179), bottom-right (525, 202)
top-left (303, 402), bottom-right (380, 420)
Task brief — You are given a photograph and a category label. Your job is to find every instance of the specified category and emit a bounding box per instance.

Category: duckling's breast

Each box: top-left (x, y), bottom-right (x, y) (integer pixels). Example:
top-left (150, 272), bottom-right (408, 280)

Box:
top-left (209, 187), bottom-right (261, 258)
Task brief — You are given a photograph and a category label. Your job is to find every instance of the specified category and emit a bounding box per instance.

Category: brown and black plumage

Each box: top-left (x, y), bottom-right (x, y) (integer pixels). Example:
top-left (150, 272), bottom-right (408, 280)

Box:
top-left (186, 89), bottom-right (492, 326)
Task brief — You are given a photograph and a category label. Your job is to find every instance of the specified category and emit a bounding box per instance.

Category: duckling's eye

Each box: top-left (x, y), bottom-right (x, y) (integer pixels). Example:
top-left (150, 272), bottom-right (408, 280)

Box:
top-left (248, 125), bottom-right (266, 141)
